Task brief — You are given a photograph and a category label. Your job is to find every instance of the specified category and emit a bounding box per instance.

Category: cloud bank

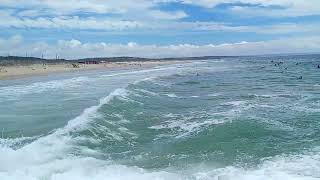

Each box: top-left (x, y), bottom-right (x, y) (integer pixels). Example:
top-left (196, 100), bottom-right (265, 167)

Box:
top-left (166, 0), bottom-right (320, 17)
top-left (1, 0), bottom-right (320, 17)
top-left (1, 10), bottom-right (319, 34)
top-left (1, 36), bottom-right (319, 59)
top-left (0, 0), bottom-right (319, 58)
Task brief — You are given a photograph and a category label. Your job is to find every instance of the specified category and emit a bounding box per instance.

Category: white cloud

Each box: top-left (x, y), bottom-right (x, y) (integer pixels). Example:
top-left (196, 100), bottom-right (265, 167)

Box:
top-left (0, 1), bottom-right (318, 57)
top-left (3, 0), bottom-right (317, 21)
top-left (168, 0), bottom-right (320, 17)
top-left (0, 0), bottom-right (153, 15)
top-left (1, 35), bottom-right (319, 59)
top-left (0, 0), bottom-right (188, 20)
top-left (149, 10), bottom-right (188, 20)
top-left (0, 0), bottom-right (318, 34)
top-left (1, 11), bottom-right (318, 34)
top-left (229, 4), bottom-right (320, 17)
top-left (193, 22), bottom-right (320, 34)
top-left (0, 11), bottom-right (145, 30)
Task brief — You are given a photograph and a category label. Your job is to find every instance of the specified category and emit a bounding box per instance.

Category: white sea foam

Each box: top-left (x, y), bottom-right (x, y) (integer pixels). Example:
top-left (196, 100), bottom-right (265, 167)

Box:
top-left (1, 143), bottom-right (319, 180)
top-left (0, 64), bottom-right (182, 102)
top-left (222, 101), bottom-right (247, 106)
top-left (134, 88), bottom-right (159, 96)
top-left (192, 150), bottom-right (320, 180)
top-left (212, 100), bottom-right (253, 118)
top-left (0, 86), bottom-right (135, 179)
top-left (0, 84), bottom-right (135, 169)
top-left (149, 116), bottom-right (229, 139)
top-left (292, 105), bottom-right (320, 113)
top-left (207, 93), bottom-right (222, 97)
top-left (165, 93), bottom-right (179, 98)
top-left (100, 65), bottom-right (182, 81)
top-left (58, 88), bottom-right (129, 133)
top-left (252, 94), bottom-right (277, 98)
top-left (0, 155), bottom-right (182, 180)
top-left (0, 76), bottom-right (90, 100)
top-left (1, 60), bottom-right (319, 180)
top-left (0, 135), bottom-right (41, 149)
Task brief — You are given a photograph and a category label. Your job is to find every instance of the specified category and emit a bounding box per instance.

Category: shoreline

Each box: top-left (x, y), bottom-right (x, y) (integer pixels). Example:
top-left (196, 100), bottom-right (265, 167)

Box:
top-left (0, 60), bottom-right (181, 80)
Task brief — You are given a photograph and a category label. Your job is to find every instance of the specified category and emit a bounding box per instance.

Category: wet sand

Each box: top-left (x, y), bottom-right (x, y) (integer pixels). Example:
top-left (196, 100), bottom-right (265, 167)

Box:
top-left (0, 61), bottom-right (178, 80)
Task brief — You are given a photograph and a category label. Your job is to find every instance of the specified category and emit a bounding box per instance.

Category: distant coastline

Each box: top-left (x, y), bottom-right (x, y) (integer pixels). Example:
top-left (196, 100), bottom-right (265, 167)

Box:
top-left (0, 56), bottom-right (226, 80)
top-left (0, 55), bottom-right (231, 67)
top-left (1, 53), bottom-right (319, 80)
top-left (1, 53), bottom-right (319, 66)
top-left (0, 56), bottom-right (186, 80)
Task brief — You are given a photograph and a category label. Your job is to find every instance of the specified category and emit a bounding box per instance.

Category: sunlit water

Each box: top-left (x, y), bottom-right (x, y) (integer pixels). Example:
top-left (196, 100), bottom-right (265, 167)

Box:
top-left (1, 55), bottom-right (320, 180)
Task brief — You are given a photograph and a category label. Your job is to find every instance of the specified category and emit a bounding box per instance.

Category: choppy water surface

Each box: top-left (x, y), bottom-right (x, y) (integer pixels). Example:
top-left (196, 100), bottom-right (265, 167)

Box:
top-left (1, 55), bottom-right (320, 180)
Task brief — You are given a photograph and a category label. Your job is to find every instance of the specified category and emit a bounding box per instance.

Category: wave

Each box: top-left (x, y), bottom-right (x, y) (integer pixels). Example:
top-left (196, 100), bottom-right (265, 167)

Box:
top-left (1, 145), bottom-right (319, 180)
top-left (192, 149), bottom-right (320, 180)
top-left (222, 101), bottom-right (247, 106)
top-left (0, 64), bottom-right (182, 101)
top-left (1, 59), bottom-right (320, 179)
top-left (0, 63), bottom-right (196, 177)
top-left (0, 76), bottom-right (149, 173)
top-left (164, 93), bottom-right (179, 98)
top-left (0, 88), bottom-right (140, 180)
top-left (0, 76), bottom-right (91, 100)
top-left (149, 111), bottom-right (230, 139)
top-left (0, 135), bottom-right (41, 149)
top-left (58, 88), bottom-right (129, 134)
top-left (133, 88), bottom-right (159, 97)
top-left (0, 63), bottom-right (186, 147)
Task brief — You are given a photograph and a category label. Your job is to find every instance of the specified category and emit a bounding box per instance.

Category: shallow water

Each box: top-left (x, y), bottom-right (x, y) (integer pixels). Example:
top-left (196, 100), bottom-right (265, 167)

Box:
top-left (1, 55), bottom-right (320, 180)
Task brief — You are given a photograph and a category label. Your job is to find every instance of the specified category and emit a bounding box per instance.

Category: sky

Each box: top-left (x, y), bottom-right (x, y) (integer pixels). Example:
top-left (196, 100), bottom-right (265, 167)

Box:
top-left (0, 0), bottom-right (320, 59)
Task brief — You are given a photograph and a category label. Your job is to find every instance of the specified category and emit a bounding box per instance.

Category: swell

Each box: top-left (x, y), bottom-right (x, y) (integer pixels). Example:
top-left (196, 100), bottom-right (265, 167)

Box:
top-left (0, 63), bottom-right (190, 174)
top-left (0, 61), bottom-right (191, 144)
top-left (0, 77), bottom-right (154, 179)
top-left (1, 58), bottom-right (320, 179)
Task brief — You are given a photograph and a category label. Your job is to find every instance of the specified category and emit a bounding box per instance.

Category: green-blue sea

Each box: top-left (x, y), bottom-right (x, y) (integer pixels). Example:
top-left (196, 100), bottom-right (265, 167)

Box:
top-left (1, 55), bottom-right (320, 180)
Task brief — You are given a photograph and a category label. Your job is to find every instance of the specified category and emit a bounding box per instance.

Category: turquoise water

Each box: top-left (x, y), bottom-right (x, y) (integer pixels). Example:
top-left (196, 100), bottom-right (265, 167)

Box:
top-left (1, 55), bottom-right (320, 179)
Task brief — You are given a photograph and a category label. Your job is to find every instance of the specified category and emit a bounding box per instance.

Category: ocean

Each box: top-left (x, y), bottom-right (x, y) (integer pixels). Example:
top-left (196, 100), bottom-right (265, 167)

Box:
top-left (1, 55), bottom-right (320, 180)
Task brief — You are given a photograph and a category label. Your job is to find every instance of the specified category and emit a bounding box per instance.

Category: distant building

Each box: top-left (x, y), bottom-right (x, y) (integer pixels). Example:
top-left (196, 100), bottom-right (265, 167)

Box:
top-left (78, 60), bottom-right (99, 64)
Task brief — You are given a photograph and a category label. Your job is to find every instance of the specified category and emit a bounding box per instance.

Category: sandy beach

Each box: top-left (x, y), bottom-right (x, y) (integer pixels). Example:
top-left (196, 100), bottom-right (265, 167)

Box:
top-left (0, 61), bottom-right (179, 80)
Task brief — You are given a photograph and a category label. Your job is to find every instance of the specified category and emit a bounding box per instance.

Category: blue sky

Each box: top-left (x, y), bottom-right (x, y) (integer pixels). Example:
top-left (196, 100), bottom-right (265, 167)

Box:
top-left (0, 0), bottom-right (319, 58)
